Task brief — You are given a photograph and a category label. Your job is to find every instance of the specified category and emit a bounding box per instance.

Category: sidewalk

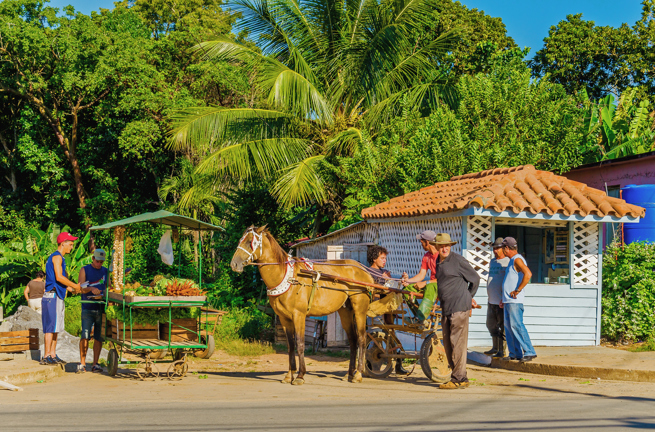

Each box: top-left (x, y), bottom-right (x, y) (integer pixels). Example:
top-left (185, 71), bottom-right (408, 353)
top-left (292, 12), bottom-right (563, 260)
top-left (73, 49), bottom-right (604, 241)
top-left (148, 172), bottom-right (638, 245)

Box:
top-left (0, 357), bottom-right (64, 386)
top-left (468, 346), bottom-right (655, 382)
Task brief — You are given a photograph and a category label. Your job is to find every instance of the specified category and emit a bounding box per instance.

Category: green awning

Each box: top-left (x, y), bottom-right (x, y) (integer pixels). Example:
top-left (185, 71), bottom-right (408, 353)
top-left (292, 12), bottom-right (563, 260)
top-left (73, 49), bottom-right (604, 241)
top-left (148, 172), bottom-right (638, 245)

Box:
top-left (89, 210), bottom-right (224, 231)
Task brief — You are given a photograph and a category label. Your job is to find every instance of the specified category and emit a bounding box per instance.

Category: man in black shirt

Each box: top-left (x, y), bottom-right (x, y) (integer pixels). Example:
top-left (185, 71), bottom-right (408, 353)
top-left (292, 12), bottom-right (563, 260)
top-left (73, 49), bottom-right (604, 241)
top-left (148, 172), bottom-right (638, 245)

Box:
top-left (429, 233), bottom-right (480, 389)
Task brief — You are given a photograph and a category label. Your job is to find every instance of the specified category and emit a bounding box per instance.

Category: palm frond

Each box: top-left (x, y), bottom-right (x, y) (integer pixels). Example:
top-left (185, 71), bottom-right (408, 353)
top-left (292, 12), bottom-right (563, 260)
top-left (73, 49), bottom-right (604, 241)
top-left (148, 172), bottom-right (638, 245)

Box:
top-left (271, 155), bottom-right (327, 208)
top-left (373, 30), bottom-right (458, 98)
top-left (168, 107), bottom-right (292, 151)
top-left (327, 127), bottom-right (363, 156)
top-left (364, 83), bottom-right (436, 131)
top-left (261, 65), bottom-right (333, 124)
top-left (195, 137), bottom-right (310, 180)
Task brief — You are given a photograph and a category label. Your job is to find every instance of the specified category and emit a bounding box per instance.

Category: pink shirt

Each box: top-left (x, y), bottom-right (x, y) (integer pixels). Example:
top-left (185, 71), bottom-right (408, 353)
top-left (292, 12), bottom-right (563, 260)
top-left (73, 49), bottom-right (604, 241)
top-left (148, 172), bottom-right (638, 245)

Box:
top-left (421, 251), bottom-right (439, 281)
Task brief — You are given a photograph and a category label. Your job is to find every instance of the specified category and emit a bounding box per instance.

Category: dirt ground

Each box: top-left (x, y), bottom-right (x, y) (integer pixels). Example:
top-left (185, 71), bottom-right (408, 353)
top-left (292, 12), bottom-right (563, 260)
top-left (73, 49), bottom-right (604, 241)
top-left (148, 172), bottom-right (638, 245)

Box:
top-left (6, 348), bottom-right (654, 400)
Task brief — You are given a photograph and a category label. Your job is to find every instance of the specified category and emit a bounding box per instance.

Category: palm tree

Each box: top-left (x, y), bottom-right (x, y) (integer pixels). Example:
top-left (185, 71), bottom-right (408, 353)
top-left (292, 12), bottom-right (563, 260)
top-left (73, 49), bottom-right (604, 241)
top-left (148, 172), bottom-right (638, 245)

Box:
top-left (168, 0), bottom-right (457, 212)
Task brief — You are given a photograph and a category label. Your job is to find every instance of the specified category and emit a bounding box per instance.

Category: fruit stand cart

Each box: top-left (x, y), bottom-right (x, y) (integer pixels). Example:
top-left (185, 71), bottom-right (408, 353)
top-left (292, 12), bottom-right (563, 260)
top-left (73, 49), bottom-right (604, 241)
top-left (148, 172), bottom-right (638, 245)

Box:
top-left (89, 211), bottom-right (223, 380)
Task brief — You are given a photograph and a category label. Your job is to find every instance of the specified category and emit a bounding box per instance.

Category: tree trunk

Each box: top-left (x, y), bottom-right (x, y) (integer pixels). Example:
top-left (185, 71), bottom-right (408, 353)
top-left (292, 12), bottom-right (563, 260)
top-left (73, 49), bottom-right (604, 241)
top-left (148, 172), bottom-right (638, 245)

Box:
top-left (312, 206), bottom-right (323, 239)
top-left (0, 132), bottom-right (17, 192)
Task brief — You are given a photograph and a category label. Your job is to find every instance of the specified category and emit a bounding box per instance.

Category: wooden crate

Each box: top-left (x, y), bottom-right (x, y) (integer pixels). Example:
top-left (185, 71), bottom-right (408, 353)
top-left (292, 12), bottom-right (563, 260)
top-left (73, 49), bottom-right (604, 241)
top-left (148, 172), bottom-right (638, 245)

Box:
top-left (108, 291), bottom-right (205, 304)
top-left (159, 319), bottom-right (198, 342)
top-left (0, 328), bottom-right (39, 353)
top-left (200, 309), bottom-right (226, 333)
top-left (109, 319), bottom-right (159, 340)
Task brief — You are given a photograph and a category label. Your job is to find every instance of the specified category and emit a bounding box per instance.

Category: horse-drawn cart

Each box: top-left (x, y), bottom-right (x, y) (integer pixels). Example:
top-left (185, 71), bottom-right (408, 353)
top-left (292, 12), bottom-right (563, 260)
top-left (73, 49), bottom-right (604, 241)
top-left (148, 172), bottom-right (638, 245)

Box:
top-left (296, 269), bottom-right (452, 383)
top-left (364, 291), bottom-right (451, 383)
top-left (89, 211), bottom-right (223, 380)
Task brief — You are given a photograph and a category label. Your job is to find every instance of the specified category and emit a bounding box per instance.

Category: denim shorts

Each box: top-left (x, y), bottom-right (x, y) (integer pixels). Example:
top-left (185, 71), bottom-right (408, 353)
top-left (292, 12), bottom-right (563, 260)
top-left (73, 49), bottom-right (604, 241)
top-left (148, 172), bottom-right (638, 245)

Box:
top-left (81, 309), bottom-right (104, 342)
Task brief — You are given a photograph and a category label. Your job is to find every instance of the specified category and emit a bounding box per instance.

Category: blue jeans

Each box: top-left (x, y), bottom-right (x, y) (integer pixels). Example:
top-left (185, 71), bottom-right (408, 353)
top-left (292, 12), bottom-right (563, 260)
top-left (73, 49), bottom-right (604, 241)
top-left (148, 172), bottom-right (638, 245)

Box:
top-left (81, 309), bottom-right (104, 342)
top-left (503, 303), bottom-right (535, 358)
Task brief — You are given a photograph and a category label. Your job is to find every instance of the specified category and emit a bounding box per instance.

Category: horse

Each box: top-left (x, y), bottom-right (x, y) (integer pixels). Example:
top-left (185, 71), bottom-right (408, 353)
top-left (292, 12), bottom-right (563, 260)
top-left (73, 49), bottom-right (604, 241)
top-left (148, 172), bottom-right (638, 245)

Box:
top-left (230, 226), bottom-right (373, 385)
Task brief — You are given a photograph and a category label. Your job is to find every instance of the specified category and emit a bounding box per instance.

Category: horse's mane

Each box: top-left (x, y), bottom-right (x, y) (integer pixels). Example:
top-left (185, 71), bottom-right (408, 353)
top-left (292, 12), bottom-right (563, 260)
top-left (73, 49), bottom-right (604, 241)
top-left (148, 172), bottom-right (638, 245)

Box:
top-left (263, 229), bottom-right (289, 264)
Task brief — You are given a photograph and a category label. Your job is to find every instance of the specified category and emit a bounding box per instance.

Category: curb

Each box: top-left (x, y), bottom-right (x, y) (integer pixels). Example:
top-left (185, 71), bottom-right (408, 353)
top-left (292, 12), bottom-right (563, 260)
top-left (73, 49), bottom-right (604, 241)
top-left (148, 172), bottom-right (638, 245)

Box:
top-left (0, 364), bottom-right (65, 386)
top-left (489, 358), bottom-right (655, 383)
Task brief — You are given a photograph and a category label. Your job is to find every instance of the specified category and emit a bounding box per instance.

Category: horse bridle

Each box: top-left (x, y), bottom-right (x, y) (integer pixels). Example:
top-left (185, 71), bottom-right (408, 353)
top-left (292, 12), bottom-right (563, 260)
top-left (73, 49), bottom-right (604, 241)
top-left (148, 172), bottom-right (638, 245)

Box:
top-left (237, 228), bottom-right (263, 266)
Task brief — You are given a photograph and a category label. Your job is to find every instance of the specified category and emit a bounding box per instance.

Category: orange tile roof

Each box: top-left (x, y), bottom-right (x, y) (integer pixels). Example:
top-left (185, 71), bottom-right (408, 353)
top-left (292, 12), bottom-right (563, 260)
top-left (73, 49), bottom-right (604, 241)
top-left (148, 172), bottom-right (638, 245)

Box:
top-left (361, 165), bottom-right (645, 219)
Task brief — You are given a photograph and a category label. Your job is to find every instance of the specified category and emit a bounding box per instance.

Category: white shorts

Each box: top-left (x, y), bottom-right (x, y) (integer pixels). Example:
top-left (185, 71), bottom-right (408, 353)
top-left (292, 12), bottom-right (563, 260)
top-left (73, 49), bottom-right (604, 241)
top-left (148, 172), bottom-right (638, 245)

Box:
top-left (28, 298), bottom-right (43, 314)
top-left (42, 292), bottom-right (65, 333)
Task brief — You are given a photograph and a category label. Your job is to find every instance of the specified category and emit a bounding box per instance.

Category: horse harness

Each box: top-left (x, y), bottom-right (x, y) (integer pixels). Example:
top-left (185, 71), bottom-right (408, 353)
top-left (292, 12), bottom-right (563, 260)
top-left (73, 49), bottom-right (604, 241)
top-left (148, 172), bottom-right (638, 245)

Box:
top-left (239, 227), bottom-right (372, 313)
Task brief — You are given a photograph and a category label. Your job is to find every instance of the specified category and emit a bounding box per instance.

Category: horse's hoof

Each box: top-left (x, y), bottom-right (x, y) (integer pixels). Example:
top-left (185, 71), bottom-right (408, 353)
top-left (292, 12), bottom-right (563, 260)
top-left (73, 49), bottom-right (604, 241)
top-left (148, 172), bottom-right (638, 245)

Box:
top-left (343, 374), bottom-right (353, 382)
top-left (281, 375), bottom-right (293, 384)
top-left (352, 371), bottom-right (363, 383)
top-left (291, 378), bottom-right (305, 386)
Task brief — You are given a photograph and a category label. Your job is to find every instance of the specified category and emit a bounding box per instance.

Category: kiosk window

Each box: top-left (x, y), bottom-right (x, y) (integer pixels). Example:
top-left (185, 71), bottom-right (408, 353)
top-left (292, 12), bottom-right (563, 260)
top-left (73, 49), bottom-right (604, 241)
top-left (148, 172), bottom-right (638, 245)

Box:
top-left (495, 224), bottom-right (569, 284)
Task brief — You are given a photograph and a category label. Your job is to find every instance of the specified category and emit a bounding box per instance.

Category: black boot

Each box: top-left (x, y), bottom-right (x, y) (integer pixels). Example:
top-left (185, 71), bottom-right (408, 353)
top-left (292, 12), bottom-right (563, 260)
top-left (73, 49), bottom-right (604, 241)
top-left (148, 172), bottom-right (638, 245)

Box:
top-left (484, 336), bottom-right (499, 356)
top-left (395, 360), bottom-right (410, 376)
top-left (493, 338), bottom-right (507, 358)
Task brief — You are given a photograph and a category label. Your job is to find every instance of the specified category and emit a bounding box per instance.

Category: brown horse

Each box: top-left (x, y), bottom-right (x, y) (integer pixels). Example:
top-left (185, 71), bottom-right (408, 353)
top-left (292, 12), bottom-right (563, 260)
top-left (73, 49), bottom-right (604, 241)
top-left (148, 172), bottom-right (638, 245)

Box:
top-left (230, 226), bottom-right (373, 385)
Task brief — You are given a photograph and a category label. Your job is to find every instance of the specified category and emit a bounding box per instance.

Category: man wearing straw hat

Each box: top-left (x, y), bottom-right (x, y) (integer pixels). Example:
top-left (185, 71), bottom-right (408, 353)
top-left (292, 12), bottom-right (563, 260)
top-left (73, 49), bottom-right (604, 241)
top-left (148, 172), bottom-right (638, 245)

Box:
top-left (429, 233), bottom-right (480, 389)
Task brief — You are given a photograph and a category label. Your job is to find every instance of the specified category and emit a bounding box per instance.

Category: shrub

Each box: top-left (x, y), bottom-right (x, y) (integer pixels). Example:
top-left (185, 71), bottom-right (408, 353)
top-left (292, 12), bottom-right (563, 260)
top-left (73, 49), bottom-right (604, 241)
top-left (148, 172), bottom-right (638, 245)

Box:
top-left (213, 305), bottom-right (272, 342)
top-left (65, 295), bottom-right (82, 337)
top-left (602, 241), bottom-right (655, 341)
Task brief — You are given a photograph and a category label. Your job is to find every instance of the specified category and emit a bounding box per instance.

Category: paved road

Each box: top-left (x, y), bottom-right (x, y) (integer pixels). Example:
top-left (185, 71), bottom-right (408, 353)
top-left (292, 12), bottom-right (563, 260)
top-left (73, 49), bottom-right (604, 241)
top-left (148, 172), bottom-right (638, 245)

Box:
top-left (2, 366), bottom-right (655, 431)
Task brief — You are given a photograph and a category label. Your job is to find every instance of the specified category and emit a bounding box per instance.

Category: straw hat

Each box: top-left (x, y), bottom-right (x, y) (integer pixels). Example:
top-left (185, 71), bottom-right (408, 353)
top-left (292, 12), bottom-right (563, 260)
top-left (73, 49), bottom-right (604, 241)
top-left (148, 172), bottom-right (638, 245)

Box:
top-left (429, 233), bottom-right (457, 246)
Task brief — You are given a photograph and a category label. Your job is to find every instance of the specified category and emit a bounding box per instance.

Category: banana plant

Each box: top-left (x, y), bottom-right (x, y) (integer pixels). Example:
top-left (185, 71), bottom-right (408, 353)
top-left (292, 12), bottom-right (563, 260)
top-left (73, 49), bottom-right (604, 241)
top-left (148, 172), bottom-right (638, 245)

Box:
top-left (0, 224), bottom-right (92, 283)
top-left (583, 88), bottom-right (655, 161)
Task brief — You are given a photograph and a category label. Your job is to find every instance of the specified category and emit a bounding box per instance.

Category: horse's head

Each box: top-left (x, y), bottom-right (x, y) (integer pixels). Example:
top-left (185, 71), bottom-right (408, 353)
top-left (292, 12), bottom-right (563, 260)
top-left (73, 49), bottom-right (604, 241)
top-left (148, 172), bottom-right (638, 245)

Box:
top-left (231, 225), bottom-right (267, 272)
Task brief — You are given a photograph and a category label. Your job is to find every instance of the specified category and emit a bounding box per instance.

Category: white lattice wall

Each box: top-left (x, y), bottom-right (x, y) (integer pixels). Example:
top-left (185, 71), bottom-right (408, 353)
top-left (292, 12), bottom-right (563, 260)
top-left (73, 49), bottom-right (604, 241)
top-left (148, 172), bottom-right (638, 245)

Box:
top-left (294, 223), bottom-right (377, 261)
top-left (376, 218), bottom-right (463, 275)
top-left (466, 215), bottom-right (493, 279)
top-left (295, 218), bottom-right (464, 276)
top-left (573, 221), bottom-right (599, 286)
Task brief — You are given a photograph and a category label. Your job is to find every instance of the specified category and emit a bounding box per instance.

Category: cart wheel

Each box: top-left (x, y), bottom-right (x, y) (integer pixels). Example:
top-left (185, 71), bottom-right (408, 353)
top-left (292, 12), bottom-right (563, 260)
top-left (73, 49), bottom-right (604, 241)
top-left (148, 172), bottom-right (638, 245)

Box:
top-left (419, 332), bottom-right (452, 383)
top-left (364, 331), bottom-right (393, 378)
top-left (149, 349), bottom-right (168, 360)
top-left (193, 335), bottom-right (215, 359)
top-left (107, 349), bottom-right (119, 377)
top-left (171, 349), bottom-right (185, 362)
top-left (167, 360), bottom-right (188, 380)
top-left (136, 359), bottom-right (160, 380)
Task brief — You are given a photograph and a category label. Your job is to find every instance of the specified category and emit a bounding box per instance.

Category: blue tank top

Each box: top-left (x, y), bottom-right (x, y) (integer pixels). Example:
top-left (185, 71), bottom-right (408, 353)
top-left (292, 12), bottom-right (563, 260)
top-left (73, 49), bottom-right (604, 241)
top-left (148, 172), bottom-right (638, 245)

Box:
top-left (502, 254), bottom-right (526, 304)
top-left (45, 251), bottom-right (68, 300)
top-left (81, 264), bottom-right (108, 311)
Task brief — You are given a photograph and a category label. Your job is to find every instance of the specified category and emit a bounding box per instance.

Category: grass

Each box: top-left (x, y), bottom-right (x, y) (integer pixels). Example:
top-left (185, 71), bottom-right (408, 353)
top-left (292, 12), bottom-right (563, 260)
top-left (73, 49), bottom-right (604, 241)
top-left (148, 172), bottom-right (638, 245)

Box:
top-left (216, 338), bottom-right (276, 357)
top-left (628, 339), bottom-right (655, 352)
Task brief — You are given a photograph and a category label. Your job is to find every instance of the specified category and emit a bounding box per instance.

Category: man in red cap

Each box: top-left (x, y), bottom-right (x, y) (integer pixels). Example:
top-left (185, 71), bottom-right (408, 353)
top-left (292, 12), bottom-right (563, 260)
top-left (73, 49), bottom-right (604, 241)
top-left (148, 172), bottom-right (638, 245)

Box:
top-left (41, 232), bottom-right (81, 365)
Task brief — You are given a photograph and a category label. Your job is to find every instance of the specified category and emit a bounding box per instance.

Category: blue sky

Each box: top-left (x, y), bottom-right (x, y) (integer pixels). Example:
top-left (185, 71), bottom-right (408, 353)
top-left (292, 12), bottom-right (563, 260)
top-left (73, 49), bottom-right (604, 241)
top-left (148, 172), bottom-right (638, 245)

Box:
top-left (49, 0), bottom-right (645, 57)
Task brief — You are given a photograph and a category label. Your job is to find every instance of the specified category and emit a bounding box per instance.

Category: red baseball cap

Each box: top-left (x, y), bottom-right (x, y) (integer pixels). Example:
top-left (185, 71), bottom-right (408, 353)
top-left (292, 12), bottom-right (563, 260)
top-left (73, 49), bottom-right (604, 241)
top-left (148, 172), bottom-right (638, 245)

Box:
top-left (56, 232), bottom-right (78, 244)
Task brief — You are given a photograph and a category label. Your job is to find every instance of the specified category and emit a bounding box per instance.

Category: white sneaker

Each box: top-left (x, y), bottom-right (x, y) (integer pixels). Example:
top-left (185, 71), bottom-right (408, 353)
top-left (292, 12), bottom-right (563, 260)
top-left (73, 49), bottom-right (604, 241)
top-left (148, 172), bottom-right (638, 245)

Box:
top-left (76, 364), bottom-right (86, 374)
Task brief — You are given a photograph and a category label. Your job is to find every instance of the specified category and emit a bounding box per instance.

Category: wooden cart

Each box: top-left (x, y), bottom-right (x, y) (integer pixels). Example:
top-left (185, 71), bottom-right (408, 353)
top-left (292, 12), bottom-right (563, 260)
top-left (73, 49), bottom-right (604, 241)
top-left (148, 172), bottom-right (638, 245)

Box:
top-left (364, 297), bottom-right (451, 383)
top-left (89, 211), bottom-right (223, 380)
top-left (296, 268), bottom-right (451, 382)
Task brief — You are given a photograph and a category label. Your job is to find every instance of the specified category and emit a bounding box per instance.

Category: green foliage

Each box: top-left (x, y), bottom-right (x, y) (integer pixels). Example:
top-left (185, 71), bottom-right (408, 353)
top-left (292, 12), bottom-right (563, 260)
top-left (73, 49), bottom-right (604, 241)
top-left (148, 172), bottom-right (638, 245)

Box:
top-left (581, 88), bottom-right (655, 162)
top-left (213, 305), bottom-right (272, 341)
top-left (0, 286), bottom-right (24, 317)
top-left (169, 0), bottom-right (460, 211)
top-left (216, 338), bottom-right (276, 357)
top-left (0, 224), bottom-right (92, 314)
top-left (602, 242), bottom-right (655, 341)
top-left (430, 0), bottom-right (517, 76)
top-left (65, 296), bottom-right (82, 337)
top-left (105, 305), bottom-right (201, 326)
top-left (530, 6), bottom-right (655, 100)
top-left (335, 64), bottom-right (587, 226)
top-left (628, 338), bottom-right (655, 352)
